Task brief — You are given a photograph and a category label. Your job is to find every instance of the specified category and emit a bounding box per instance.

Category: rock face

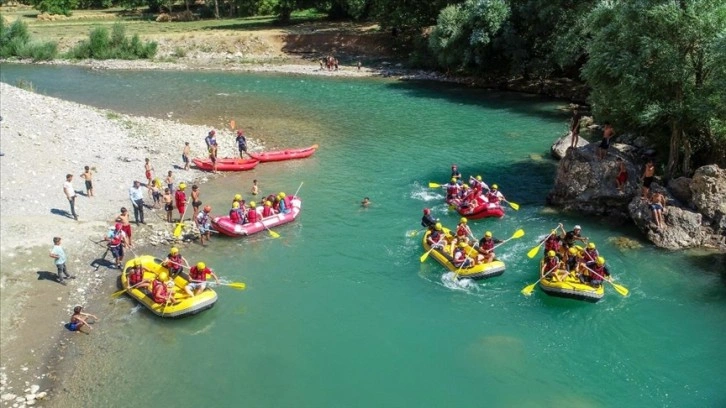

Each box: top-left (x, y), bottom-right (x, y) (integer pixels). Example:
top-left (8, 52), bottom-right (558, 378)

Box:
top-left (551, 132), bottom-right (589, 160)
top-left (547, 136), bottom-right (726, 250)
top-left (547, 144), bottom-right (639, 218)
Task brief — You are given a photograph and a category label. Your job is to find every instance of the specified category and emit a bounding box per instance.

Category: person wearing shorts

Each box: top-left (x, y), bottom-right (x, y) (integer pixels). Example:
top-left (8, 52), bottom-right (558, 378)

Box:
top-left (182, 142), bottom-right (190, 171)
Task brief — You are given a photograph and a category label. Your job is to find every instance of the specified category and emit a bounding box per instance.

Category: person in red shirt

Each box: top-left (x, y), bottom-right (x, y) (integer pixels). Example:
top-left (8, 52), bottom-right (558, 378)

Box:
top-left (185, 262), bottom-right (219, 297)
top-left (246, 202), bottom-right (259, 224)
top-left (262, 200), bottom-right (274, 218)
top-left (175, 182), bottom-right (187, 221)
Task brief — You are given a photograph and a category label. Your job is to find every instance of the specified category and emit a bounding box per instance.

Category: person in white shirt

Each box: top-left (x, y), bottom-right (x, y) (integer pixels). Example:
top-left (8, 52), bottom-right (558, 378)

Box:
top-left (128, 180), bottom-right (145, 224)
top-left (63, 174), bottom-right (78, 220)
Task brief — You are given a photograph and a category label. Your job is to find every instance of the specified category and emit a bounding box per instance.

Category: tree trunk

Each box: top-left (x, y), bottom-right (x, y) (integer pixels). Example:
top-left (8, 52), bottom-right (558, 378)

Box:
top-left (666, 119), bottom-right (681, 178)
top-left (185, 0), bottom-right (189, 12)
top-left (682, 131), bottom-right (692, 176)
top-left (214, 0), bottom-right (219, 19)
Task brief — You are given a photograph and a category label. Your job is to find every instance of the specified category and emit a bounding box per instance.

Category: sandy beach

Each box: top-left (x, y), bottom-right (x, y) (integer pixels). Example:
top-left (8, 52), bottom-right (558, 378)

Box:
top-left (0, 81), bottom-right (267, 405)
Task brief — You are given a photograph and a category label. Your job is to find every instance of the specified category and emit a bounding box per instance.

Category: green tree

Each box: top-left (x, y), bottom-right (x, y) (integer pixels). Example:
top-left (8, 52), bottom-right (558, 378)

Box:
top-left (428, 0), bottom-right (509, 71)
top-left (30, 0), bottom-right (78, 16)
top-left (582, 0), bottom-right (726, 177)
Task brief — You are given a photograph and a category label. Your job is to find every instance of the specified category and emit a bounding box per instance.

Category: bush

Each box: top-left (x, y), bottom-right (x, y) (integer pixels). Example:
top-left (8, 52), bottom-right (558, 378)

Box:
top-left (29, 0), bottom-right (78, 17)
top-left (0, 17), bottom-right (58, 60)
top-left (67, 22), bottom-right (158, 60)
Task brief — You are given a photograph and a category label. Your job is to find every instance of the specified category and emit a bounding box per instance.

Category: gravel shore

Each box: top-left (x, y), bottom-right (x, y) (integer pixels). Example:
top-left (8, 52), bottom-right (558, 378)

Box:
top-left (0, 82), bottom-right (261, 405)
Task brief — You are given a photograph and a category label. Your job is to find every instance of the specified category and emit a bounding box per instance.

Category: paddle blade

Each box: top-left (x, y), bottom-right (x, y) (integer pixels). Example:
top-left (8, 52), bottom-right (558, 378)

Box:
top-left (173, 223), bottom-right (183, 238)
top-left (311, 144), bottom-right (319, 149)
top-left (521, 283), bottom-right (537, 296)
top-left (267, 229), bottom-right (280, 239)
top-left (226, 282), bottom-right (246, 290)
top-left (508, 201), bottom-right (520, 211)
top-left (512, 229), bottom-right (525, 239)
top-left (428, 182), bottom-right (441, 188)
top-left (612, 282), bottom-right (629, 297)
top-left (420, 250), bottom-right (432, 263)
top-left (110, 288), bottom-right (126, 298)
top-left (408, 229), bottom-right (420, 237)
top-left (526, 245), bottom-right (541, 259)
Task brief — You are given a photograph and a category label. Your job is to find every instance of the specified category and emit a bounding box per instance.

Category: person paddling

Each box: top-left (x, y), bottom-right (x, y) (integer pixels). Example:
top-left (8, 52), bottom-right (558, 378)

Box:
top-left (185, 262), bottom-right (219, 297)
top-left (162, 247), bottom-right (187, 277)
top-left (152, 272), bottom-right (178, 305)
top-left (229, 202), bottom-right (244, 225)
top-left (421, 208), bottom-right (437, 229)
top-left (246, 202), bottom-right (259, 224)
top-left (477, 231), bottom-right (502, 264)
top-left (126, 260), bottom-right (151, 291)
top-left (426, 223), bottom-right (445, 250)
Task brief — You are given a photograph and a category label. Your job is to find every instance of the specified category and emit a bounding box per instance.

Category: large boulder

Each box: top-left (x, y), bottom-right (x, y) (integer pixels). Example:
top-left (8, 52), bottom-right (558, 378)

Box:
top-left (667, 177), bottom-right (693, 207)
top-left (547, 144), bottom-right (640, 218)
top-left (627, 186), bottom-right (706, 250)
top-left (690, 165), bottom-right (726, 235)
top-left (551, 132), bottom-right (589, 160)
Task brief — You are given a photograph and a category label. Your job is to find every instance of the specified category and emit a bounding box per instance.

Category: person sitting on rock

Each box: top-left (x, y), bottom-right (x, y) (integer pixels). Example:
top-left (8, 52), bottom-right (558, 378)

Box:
top-left (648, 192), bottom-right (667, 230)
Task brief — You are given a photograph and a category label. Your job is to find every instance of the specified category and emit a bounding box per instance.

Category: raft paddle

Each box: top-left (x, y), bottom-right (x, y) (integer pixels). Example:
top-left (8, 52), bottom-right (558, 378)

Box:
top-left (110, 282), bottom-right (143, 298)
top-left (211, 281), bottom-right (247, 290)
top-left (420, 247), bottom-right (436, 263)
top-left (292, 181), bottom-right (304, 198)
top-left (521, 265), bottom-right (559, 296)
top-left (581, 264), bottom-right (629, 297)
top-left (173, 203), bottom-right (189, 239)
top-left (408, 228), bottom-right (426, 237)
top-left (264, 224), bottom-right (280, 239)
top-left (428, 182), bottom-right (442, 188)
top-left (526, 227), bottom-right (559, 259)
top-left (503, 199), bottom-right (520, 211)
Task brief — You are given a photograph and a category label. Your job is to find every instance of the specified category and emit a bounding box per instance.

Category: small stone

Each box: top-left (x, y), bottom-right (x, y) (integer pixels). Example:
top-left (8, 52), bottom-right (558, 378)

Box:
top-left (25, 394), bottom-right (35, 401)
top-left (35, 392), bottom-right (46, 400)
top-left (1, 393), bottom-right (15, 401)
top-left (29, 386), bottom-right (38, 394)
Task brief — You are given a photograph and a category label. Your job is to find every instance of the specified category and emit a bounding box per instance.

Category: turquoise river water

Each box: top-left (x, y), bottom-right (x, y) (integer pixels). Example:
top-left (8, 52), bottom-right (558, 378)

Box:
top-left (1, 65), bottom-right (725, 408)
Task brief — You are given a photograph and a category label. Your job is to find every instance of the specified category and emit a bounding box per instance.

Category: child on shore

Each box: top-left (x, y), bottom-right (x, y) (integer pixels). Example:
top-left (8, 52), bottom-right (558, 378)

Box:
top-left (80, 165), bottom-right (94, 197)
top-left (144, 158), bottom-right (154, 187)
top-left (49, 237), bottom-right (75, 285)
top-left (182, 142), bottom-right (190, 171)
top-left (149, 178), bottom-right (162, 209)
top-left (68, 306), bottom-right (98, 333)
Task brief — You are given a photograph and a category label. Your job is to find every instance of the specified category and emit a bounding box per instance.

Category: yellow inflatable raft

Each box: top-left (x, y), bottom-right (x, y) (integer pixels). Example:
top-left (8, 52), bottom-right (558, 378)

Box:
top-left (119, 255), bottom-right (218, 318)
top-left (538, 259), bottom-right (604, 302)
top-left (422, 228), bottom-right (505, 279)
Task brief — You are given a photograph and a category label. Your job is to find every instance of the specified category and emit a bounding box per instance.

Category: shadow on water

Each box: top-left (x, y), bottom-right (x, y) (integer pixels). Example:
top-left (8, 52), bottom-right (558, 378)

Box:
top-left (386, 80), bottom-right (572, 123)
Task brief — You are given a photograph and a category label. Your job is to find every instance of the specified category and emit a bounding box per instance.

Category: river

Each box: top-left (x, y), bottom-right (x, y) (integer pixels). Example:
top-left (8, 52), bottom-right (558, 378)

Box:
top-left (1, 65), bottom-right (725, 407)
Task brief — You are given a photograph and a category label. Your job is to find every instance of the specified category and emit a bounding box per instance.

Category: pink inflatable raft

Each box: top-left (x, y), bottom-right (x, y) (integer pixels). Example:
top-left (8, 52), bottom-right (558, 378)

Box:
top-left (211, 197), bottom-right (302, 237)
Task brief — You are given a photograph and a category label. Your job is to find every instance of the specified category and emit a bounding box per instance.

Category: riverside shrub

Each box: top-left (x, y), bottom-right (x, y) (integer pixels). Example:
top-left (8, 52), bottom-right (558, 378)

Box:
top-left (67, 22), bottom-right (157, 59)
top-left (0, 18), bottom-right (58, 61)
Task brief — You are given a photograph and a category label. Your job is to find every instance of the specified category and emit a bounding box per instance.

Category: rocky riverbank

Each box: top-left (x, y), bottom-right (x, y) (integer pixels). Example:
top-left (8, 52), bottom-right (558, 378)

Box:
top-left (547, 136), bottom-right (726, 251)
top-left (0, 82), bottom-right (264, 406)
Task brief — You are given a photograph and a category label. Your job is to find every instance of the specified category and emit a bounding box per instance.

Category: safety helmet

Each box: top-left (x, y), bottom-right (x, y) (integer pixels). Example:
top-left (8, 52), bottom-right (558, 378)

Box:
top-left (451, 178), bottom-right (457, 183)
top-left (232, 202), bottom-right (240, 209)
top-left (115, 223), bottom-right (122, 230)
top-left (587, 242), bottom-right (596, 249)
top-left (485, 231), bottom-right (492, 238)
top-left (250, 201), bottom-right (256, 208)
top-left (574, 225), bottom-right (581, 230)
top-left (158, 271), bottom-right (169, 282)
top-left (197, 262), bottom-right (206, 270)
top-left (551, 230), bottom-right (557, 235)
top-left (462, 184), bottom-right (470, 189)
top-left (476, 175), bottom-right (482, 181)
top-left (279, 192), bottom-right (286, 198)
top-left (492, 184), bottom-right (498, 189)
top-left (265, 201), bottom-right (271, 206)
top-left (170, 247), bottom-right (179, 254)
top-left (234, 194), bottom-right (242, 201)
top-left (568, 247), bottom-right (577, 255)
top-left (423, 208), bottom-right (431, 215)
top-left (547, 250), bottom-right (556, 257)
top-left (435, 223), bottom-right (442, 231)
top-left (277, 193), bottom-right (283, 199)
top-left (203, 205), bottom-right (212, 212)
top-left (460, 217), bottom-right (468, 224)
top-left (596, 257), bottom-right (605, 266)
top-left (179, 183), bottom-right (187, 190)
top-left (134, 260), bottom-right (141, 266)
top-left (458, 241), bottom-right (467, 248)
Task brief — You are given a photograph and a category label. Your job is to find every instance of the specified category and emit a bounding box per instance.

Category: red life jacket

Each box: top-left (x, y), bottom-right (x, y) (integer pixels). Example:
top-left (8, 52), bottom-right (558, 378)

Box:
top-left (190, 266), bottom-right (208, 282)
top-left (229, 209), bottom-right (241, 224)
top-left (110, 231), bottom-right (123, 246)
top-left (428, 231), bottom-right (442, 244)
top-left (544, 237), bottom-right (560, 252)
top-left (544, 256), bottom-right (559, 271)
top-left (590, 264), bottom-right (609, 279)
top-left (453, 249), bottom-right (467, 266)
top-left (486, 192), bottom-right (500, 203)
top-left (152, 280), bottom-right (168, 304)
top-left (456, 225), bottom-right (469, 237)
top-left (446, 184), bottom-right (458, 196)
top-left (585, 249), bottom-right (599, 262)
top-left (175, 190), bottom-right (186, 205)
top-left (480, 238), bottom-right (495, 251)
top-left (284, 196), bottom-right (292, 209)
top-left (262, 206), bottom-right (273, 217)
top-left (129, 267), bottom-right (144, 285)
top-left (247, 209), bottom-right (259, 223)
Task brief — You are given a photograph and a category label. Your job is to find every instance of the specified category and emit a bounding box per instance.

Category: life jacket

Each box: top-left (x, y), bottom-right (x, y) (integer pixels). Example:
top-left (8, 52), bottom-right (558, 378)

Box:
top-left (544, 256), bottom-right (560, 271)
top-left (584, 249), bottom-right (599, 262)
top-left (428, 230), bottom-right (442, 244)
top-left (197, 212), bottom-right (210, 226)
top-left (446, 184), bottom-right (459, 197)
top-left (480, 238), bottom-right (495, 251)
top-left (278, 199), bottom-right (288, 214)
top-left (229, 209), bottom-right (241, 224)
top-left (129, 267), bottom-right (144, 285)
top-left (109, 231), bottom-right (123, 246)
top-left (283, 196), bottom-right (292, 210)
top-left (246, 209), bottom-right (259, 224)
top-left (544, 236), bottom-right (561, 252)
top-left (453, 248), bottom-right (467, 266)
top-left (175, 190), bottom-right (186, 205)
top-left (486, 191), bottom-right (500, 203)
top-left (166, 254), bottom-right (182, 270)
top-left (262, 206), bottom-right (274, 217)
top-left (590, 264), bottom-right (609, 280)
top-left (456, 224), bottom-right (469, 238)
top-left (190, 266), bottom-right (208, 282)
top-left (152, 280), bottom-right (168, 304)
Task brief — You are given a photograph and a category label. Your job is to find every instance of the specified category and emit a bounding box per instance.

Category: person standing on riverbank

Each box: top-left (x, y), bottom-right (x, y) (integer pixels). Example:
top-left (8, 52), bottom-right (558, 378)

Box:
top-left (182, 142), bottom-right (191, 171)
top-left (196, 205), bottom-right (213, 246)
top-left (144, 158), bottom-right (154, 187)
top-left (128, 180), bottom-right (145, 224)
top-left (63, 174), bottom-right (78, 220)
top-left (597, 122), bottom-right (614, 160)
top-left (50, 237), bottom-right (75, 285)
top-left (165, 170), bottom-right (174, 194)
top-left (115, 207), bottom-right (133, 247)
top-left (569, 109), bottom-right (582, 149)
top-left (191, 184), bottom-right (201, 222)
top-left (80, 166), bottom-right (94, 197)
top-left (162, 188), bottom-right (173, 222)
top-left (641, 159), bottom-right (656, 198)
top-left (175, 183), bottom-right (187, 222)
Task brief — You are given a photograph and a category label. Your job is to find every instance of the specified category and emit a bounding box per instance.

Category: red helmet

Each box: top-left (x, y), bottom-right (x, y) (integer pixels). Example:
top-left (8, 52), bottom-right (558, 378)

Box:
top-left (209, 130), bottom-right (216, 136)
top-left (236, 130), bottom-right (244, 135)
top-left (203, 205), bottom-right (212, 212)
top-left (423, 208), bottom-right (431, 215)
top-left (115, 223), bottom-right (122, 230)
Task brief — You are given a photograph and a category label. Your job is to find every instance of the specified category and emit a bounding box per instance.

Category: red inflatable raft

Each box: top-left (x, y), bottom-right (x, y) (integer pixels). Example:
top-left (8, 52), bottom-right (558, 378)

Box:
top-left (449, 196), bottom-right (505, 219)
top-left (192, 158), bottom-right (259, 172)
top-left (212, 197), bottom-right (302, 237)
top-left (247, 144), bottom-right (318, 163)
